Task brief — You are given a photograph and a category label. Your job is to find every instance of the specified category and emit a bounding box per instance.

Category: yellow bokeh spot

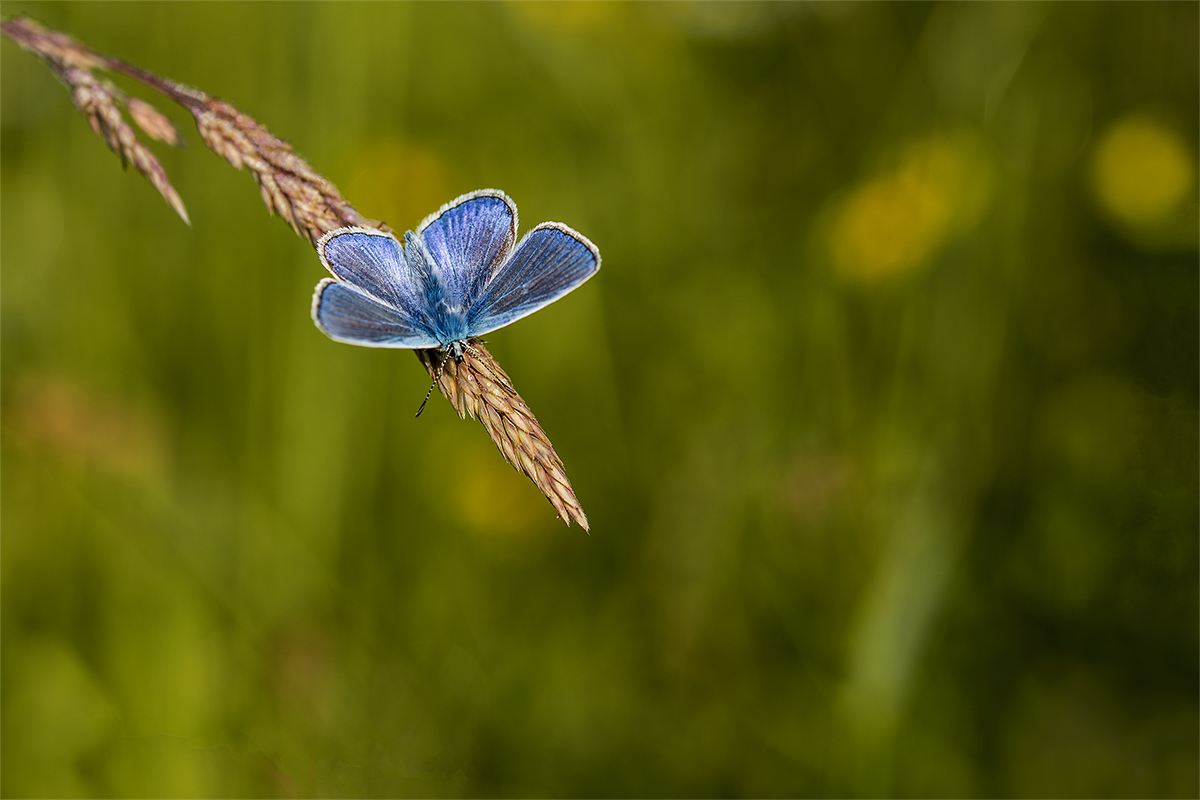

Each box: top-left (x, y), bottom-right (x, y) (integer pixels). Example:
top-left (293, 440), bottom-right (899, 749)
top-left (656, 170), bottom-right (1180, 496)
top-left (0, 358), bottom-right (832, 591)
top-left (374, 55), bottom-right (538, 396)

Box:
top-left (830, 134), bottom-right (992, 281)
top-left (1092, 115), bottom-right (1195, 227)
top-left (510, 1), bottom-right (618, 31)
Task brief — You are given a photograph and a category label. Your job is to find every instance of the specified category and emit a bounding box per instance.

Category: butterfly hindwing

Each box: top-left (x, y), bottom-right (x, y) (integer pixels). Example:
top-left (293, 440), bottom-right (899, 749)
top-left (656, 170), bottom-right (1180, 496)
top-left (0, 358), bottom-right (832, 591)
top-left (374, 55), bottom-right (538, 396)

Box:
top-left (311, 278), bottom-right (439, 349)
top-left (467, 222), bottom-right (600, 337)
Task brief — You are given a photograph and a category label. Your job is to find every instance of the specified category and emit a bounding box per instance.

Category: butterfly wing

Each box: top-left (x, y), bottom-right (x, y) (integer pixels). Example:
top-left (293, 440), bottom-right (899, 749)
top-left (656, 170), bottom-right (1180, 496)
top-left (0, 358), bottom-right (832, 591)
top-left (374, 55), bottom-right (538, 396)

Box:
top-left (416, 189), bottom-right (518, 308)
top-left (466, 221), bottom-right (600, 337)
top-left (311, 278), bottom-right (439, 348)
top-left (313, 227), bottom-right (438, 348)
top-left (318, 227), bottom-right (430, 312)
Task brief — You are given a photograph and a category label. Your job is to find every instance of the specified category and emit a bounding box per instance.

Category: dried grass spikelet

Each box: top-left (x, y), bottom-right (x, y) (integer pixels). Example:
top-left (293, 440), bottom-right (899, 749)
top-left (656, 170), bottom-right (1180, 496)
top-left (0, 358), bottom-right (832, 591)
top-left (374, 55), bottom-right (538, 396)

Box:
top-left (111, 64), bottom-right (383, 246)
top-left (126, 96), bottom-right (182, 146)
top-left (2, 15), bottom-right (592, 529)
top-left (69, 69), bottom-right (190, 224)
top-left (418, 342), bottom-right (589, 531)
top-left (189, 96), bottom-right (380, 246)
top-left (1, 17), bottom-right (190, 223)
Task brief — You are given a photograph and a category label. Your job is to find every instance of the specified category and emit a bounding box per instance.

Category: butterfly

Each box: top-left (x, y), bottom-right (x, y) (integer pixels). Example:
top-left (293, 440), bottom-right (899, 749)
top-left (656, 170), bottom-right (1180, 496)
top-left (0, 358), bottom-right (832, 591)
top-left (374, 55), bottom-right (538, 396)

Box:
top-left (312, 188), bottom-right (600, 364)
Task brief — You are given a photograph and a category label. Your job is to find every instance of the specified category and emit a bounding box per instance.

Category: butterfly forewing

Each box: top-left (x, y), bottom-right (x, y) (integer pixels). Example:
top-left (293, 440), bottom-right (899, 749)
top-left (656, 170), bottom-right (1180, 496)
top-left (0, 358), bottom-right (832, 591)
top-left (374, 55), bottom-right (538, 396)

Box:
top-left (467, 222), bottom-right (600, 337)
top-left (417, 190), bottom-right (518, 310)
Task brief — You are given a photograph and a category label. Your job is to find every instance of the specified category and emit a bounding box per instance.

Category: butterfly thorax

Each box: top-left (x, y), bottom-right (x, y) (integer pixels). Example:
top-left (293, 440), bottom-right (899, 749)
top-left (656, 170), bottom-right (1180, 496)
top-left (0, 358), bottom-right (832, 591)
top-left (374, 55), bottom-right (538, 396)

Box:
top-left (429, 297), bottom-right (470, 350)
top-left (422, 261), bottom-right (471, 360)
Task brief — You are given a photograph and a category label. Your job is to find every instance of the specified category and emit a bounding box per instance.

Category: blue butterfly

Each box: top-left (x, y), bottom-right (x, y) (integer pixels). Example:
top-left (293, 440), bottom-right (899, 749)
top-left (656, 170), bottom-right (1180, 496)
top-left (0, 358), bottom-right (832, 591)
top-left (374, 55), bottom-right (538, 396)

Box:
top-left (311, 189), bottom-right (600, 368)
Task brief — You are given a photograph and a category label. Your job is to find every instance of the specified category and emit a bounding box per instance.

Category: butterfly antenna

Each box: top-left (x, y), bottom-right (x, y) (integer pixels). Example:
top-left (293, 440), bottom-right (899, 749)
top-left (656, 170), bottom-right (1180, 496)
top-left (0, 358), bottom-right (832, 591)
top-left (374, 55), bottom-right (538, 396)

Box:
top-left (414, 380), bottom-right (436, 418)
top-left (415, 353), bottom-right (449, 418)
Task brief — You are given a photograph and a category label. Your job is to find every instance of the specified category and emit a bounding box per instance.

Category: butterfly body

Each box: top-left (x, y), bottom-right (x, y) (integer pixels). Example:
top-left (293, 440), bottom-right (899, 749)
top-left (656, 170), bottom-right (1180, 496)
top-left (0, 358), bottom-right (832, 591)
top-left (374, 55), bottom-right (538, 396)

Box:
top-left (312, 190), bottom-right (600, 360)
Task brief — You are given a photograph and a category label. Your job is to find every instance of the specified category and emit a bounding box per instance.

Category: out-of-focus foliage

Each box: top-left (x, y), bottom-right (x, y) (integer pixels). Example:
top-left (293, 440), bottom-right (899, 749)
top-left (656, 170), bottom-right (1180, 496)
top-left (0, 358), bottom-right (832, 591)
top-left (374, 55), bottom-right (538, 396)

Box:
top-left (1, 2), bottom-right (1196, 797)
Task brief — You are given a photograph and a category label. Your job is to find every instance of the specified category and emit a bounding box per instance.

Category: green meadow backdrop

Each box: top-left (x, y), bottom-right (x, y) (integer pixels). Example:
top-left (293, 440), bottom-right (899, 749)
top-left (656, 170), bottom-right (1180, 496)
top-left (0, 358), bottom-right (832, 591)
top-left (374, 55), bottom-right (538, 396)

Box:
top-left (2, 2), bottom-right (1196, 797)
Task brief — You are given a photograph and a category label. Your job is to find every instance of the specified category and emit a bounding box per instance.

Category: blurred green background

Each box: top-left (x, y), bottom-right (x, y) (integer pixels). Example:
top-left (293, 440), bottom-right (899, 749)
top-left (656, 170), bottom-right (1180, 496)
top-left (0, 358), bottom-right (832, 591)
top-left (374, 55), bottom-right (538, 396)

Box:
top-left (1, 2), bottom-right (1196, 797)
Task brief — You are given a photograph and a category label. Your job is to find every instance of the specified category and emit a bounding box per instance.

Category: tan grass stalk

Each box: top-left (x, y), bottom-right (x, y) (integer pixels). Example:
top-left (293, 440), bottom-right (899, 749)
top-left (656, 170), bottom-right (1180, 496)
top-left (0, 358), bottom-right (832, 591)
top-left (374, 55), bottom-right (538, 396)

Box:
top-left (1, 15), bottom-right (590, 530)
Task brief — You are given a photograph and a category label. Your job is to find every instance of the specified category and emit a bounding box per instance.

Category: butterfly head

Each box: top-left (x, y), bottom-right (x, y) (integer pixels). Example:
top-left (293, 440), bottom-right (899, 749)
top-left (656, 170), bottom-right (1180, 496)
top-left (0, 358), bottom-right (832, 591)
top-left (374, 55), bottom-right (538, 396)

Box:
top-left (445, 339), bottom-right (468, 364)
